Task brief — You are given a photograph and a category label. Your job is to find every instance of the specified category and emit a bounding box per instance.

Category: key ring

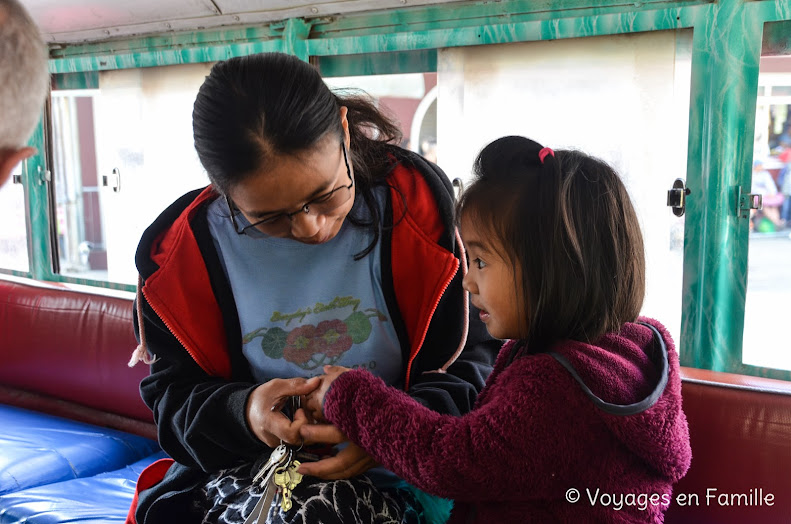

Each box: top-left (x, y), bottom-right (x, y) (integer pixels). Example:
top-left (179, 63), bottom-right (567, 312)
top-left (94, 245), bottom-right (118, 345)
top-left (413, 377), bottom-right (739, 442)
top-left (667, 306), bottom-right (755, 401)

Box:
top-left (270, 395), bottom-right (302, 417)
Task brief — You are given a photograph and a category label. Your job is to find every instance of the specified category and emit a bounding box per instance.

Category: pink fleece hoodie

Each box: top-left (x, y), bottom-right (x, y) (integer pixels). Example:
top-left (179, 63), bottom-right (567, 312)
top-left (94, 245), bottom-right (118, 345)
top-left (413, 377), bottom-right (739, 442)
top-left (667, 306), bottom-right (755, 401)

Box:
top-left (324, 317), bottom-right (691, 523)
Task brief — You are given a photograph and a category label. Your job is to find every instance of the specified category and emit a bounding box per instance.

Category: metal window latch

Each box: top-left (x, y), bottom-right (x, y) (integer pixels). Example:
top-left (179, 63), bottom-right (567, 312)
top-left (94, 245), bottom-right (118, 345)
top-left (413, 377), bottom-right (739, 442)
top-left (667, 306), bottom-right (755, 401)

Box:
top-left (666, 178), bottom-right (691, 217)
top-left (37, 165), bottom-right (51, 185)
top-left (736, 186), bottom-right (762, 219)
top-left (13, 159), bottom-right (26, 184)
top-left (102, 167), bottom-right (121, 193)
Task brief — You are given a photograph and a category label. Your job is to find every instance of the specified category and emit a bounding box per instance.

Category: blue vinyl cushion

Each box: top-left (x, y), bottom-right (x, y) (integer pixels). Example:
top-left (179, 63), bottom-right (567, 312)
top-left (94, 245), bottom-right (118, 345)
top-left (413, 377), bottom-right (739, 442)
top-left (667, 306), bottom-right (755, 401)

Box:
top-left (0, 405), bottom-right (160, 495)
top-left (0, 452), bottom-right (167, 523)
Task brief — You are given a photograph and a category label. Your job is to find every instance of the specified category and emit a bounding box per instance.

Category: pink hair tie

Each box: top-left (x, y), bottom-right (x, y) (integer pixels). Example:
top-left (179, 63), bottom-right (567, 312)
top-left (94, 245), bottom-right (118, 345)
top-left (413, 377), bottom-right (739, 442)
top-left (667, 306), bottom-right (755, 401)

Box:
top-left (538, 147), bottom-right (554, 164)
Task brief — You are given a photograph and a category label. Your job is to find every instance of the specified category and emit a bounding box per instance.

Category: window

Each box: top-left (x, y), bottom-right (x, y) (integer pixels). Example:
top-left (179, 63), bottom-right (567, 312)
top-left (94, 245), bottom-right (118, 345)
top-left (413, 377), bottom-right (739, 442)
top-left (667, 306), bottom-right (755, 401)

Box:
top-left (435, 30), bottom-right (693, 344)
top-left (744, 47), bottom-right (791, 371)
top-left (323, 72), bottom-right (438, 160)
top-left (0, 164), bottom-right (30, 272)
top-left (51, 63), bottom-right (214, 285)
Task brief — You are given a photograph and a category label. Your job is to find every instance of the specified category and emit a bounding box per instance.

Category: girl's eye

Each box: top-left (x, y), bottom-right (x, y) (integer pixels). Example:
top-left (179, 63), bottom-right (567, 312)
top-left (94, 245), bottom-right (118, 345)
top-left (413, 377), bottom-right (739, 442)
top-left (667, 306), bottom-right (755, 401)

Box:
top-left (472, 257), bottom-right (487, 270)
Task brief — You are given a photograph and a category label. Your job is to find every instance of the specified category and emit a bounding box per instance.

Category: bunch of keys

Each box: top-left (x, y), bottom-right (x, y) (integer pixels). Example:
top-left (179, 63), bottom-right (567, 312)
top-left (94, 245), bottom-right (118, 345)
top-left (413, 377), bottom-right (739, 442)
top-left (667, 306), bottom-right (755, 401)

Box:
top-left (273, 459), bottom-right (303, 511)
top-left (243, 396), bottom-right (305, 524)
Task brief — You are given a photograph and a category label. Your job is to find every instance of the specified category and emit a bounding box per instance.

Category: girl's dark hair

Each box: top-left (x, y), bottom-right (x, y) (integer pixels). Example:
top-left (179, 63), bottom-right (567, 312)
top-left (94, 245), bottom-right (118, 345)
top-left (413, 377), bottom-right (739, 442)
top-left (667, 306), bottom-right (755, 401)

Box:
top-left (192, 52), bottom-right (404, 257)
top-left (457, 136), bottom-right (645, 351)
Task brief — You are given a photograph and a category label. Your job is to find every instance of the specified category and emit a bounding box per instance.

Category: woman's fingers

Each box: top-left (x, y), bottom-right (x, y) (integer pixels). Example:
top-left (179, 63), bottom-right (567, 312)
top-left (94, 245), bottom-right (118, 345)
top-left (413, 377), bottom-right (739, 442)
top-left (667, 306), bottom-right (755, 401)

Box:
top-left (267, 377), bottom-right (321, 410)
top-left (246, 377), bottom-right (321, 446)
top-left (292, 407), bottom-right (310, 425)
top-left (297, 443), bottom-right (377, 479)
top-left (289, 376), bottom-right (322, 394)
top-left (299, 422), bottom-right (346, 445)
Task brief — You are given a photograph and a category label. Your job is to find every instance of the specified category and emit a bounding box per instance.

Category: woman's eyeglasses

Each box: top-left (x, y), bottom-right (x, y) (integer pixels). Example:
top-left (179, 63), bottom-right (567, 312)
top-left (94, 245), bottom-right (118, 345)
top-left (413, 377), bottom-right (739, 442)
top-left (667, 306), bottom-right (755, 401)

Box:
top-left (227, 142), bottom-right (354, 236)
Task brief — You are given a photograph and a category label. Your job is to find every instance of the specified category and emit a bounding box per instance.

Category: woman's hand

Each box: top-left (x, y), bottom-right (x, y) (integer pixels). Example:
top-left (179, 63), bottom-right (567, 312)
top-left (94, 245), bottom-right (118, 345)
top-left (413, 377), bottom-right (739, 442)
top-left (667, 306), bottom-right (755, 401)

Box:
top-left (297, 420), bottom-right (379, 479)
top-left (302, 365), bottom-right (351, 421)
top-left (246, 376), bottom-right (320, 448)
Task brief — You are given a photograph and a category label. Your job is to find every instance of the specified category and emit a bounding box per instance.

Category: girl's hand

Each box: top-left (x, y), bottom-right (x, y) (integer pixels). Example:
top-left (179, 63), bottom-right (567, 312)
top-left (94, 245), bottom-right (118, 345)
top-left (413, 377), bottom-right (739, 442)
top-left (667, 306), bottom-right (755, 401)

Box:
top-left (296, 366), bottom-right (377, 479)
top-left (245, 376), bottom-right (321, 448)
top-left (302, 365), bottom-right (351, 421)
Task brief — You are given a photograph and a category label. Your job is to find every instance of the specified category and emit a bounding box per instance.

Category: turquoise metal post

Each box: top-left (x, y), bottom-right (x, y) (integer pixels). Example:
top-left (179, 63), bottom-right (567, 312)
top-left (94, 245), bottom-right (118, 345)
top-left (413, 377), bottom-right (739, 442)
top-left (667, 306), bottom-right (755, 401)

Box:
top-left (681, 0), bottom-right (762, 371)
top-left (23, 119), bottom-right (56, 281)
top-left (281, 18), bottom-right (311, 61)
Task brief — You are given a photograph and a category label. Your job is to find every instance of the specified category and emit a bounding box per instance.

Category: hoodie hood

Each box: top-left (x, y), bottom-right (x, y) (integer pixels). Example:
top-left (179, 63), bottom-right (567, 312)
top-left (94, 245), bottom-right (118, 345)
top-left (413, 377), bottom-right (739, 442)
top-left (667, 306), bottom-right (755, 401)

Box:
top-left (550, 317), bottom-right (691, 482)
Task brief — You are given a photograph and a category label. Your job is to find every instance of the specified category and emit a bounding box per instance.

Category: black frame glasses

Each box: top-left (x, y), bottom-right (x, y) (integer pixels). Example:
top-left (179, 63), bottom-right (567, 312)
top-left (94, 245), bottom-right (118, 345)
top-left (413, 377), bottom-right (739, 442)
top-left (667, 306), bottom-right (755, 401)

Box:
top-left (226, 142), bottom-right (354, 235)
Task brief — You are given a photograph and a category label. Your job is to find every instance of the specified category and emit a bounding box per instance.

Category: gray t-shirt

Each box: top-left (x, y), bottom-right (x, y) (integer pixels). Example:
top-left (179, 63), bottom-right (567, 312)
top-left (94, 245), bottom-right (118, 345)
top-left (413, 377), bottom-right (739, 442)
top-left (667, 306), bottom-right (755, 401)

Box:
top-left (206, 192), bottom-right (403, 386)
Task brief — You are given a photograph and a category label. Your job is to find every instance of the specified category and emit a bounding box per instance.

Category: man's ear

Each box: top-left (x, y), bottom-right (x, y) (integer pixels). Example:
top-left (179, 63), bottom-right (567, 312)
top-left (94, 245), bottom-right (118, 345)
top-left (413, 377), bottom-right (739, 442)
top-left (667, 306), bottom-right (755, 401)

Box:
top-left (0, 147), bottom-right (36, 188)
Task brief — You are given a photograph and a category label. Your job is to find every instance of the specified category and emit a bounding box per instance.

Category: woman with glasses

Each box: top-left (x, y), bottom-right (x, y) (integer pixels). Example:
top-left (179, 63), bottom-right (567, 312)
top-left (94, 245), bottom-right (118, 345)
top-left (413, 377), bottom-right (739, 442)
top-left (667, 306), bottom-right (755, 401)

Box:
top-left (127, 52), bottom-right (499, 524)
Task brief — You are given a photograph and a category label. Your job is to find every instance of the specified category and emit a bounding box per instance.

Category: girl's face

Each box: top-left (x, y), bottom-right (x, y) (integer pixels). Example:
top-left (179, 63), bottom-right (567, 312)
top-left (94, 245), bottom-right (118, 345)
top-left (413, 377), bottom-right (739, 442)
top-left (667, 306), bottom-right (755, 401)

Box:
top-left (460, 214), bottom-right (525, 340)
top-left (227, 109), bottom-right (354, 244)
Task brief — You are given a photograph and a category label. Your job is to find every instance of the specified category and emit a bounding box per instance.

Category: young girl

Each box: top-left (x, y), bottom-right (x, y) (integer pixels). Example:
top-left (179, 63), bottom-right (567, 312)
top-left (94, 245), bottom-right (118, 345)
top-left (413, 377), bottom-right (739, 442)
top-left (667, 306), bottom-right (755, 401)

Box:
top-left (300, 135), bottom-right (692, 523)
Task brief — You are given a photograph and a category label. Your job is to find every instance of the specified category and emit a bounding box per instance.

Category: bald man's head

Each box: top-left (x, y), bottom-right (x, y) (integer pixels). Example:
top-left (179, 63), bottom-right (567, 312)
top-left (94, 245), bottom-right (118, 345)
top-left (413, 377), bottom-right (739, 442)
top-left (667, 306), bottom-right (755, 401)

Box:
top-left (0, 0), bottom-right (49, 187)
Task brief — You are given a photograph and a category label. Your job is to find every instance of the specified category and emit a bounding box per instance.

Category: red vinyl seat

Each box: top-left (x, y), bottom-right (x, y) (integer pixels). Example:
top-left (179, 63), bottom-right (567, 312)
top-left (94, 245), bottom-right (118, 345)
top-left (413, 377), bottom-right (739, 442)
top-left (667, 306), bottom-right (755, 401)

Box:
top-left (0, 278), bottom-right (154, 439)
top-left (665, 368), bottom-right (791, 523)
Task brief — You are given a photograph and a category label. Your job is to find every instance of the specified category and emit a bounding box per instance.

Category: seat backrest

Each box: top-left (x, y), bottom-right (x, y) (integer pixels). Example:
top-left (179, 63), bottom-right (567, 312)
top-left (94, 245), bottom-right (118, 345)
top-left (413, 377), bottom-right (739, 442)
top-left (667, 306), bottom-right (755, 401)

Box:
top-left (0, 278), bottom-right (154, 438)
top-left (665, 367), bottom-right (791, 523)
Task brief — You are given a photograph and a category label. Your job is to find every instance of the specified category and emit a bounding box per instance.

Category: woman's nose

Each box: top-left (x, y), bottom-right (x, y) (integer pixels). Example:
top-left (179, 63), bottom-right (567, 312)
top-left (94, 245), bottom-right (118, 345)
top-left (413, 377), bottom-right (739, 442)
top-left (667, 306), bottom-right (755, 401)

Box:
top-left (289, 211), bottom-right (322, 240)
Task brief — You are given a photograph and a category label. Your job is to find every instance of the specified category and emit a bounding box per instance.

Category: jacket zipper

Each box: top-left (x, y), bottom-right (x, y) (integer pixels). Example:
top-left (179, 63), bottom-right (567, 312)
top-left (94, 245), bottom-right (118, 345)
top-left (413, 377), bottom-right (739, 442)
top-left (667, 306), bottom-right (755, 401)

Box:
top-left (404, 260), bottom-right (459, 390)
top-left (141, 285), bottom-right (204, 370)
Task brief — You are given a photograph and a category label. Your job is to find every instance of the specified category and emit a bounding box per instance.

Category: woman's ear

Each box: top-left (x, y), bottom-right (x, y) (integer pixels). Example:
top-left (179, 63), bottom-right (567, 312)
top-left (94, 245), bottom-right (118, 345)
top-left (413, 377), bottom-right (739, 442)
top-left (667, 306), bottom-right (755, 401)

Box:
top-left (339, 106), bottom-right (350, 148)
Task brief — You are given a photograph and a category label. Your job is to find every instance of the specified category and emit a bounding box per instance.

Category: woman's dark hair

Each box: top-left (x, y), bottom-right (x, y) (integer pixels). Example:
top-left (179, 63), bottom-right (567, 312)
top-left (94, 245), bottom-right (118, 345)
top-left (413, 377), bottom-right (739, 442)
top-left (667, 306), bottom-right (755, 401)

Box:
top-left (192, 52), bottom-right (404, 257)
top-left (457, 136), bottom-right (645, 351)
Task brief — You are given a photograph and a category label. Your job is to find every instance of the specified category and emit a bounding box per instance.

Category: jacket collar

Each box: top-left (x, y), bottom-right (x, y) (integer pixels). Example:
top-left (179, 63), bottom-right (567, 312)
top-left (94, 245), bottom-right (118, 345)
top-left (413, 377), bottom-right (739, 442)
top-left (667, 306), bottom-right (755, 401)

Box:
top-left (137, 159), bottom-right (461, 382)
top-left (138, 186), bottom-right (233, 378)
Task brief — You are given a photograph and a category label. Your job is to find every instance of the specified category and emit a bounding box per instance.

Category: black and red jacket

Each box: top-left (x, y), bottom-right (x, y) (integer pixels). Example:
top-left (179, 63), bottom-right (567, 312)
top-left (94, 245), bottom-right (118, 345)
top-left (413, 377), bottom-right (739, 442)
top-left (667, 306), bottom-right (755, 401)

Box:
top-left (127, 149), bottom-right (499, 523)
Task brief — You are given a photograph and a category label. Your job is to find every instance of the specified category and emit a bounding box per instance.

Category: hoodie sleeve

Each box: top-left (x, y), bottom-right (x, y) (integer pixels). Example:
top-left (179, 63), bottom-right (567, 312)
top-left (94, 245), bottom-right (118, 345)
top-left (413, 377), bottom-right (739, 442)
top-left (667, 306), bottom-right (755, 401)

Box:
top-left (135, 294), bottom-right (268, 472)
top-left (323, 360), bottom-right (570, 502)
